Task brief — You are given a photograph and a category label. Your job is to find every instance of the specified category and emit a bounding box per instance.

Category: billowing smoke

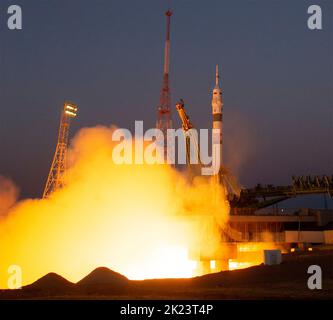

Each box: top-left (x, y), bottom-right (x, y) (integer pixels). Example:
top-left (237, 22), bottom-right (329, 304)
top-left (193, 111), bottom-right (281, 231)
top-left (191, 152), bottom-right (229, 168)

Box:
top-left (0, 126), bottom-right (229, 288)
top-left (224, 110), bottom-right (257, 183)
top-left (0, 176), bottom-right (19, 217)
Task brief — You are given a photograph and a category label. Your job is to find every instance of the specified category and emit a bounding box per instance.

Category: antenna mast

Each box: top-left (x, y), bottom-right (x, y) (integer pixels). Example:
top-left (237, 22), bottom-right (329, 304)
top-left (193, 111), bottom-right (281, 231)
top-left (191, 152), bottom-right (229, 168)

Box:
top-left (156, 10), bottom-right (173, 162)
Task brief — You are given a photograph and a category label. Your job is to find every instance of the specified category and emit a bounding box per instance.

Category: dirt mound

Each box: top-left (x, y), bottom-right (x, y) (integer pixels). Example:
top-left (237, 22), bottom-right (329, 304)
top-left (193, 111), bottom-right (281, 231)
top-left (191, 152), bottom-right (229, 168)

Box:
top-left (77, 267), bottom-right (128, 287)
top-left (24, 272), bottom-right (74, 292)
top-left (1, 251), bottom-right (332, 299)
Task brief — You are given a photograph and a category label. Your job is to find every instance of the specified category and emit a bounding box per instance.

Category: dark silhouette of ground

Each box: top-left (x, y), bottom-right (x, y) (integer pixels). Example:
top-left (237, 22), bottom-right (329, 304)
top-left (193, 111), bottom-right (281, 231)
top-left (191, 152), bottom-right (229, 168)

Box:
top-left (24, 272), bottom-right (74, 291)
top-left (77, 267), bottom-right (128, 286)
top-left (0, 250), bottom-right (332, 299)
top-left (76, 267), bottom-right (130, 296)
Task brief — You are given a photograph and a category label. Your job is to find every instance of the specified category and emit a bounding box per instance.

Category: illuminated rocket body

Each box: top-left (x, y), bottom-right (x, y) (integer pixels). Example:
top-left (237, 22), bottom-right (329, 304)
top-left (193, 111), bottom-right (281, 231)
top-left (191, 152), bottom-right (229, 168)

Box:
top-left (212, 65), bottom-right (223, 183)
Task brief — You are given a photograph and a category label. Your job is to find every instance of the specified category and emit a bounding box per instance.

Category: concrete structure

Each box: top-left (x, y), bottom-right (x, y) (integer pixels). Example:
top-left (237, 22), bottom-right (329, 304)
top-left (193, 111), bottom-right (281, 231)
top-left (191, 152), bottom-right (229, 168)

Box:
top-left (228, 209), bottom-right (333, 244)
top-left (324, 230), bottom-right (333, 244)
top-left (264, 250), bottom-right (282, 265)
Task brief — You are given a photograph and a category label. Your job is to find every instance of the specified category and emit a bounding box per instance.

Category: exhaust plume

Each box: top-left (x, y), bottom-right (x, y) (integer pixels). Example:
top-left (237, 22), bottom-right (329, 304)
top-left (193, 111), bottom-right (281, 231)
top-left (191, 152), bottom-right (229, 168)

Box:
top-left (0, 176), bottom-right (19, 218)
top-left (0, 126), bottom-right (229, 287)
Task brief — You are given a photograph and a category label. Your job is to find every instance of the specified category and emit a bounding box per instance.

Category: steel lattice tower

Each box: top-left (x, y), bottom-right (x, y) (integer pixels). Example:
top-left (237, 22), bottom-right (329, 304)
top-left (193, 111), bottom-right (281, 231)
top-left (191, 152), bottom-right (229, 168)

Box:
top-left (43, 102), bottom-right (78, 198)
top-left (156, 10), bottom-right (173, 162)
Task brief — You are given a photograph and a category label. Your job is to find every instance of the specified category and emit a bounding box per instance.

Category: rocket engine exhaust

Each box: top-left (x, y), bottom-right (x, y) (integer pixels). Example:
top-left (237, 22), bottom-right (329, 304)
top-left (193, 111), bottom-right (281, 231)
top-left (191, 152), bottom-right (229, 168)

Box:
top-left (0, 126), bottom-right (230, 287)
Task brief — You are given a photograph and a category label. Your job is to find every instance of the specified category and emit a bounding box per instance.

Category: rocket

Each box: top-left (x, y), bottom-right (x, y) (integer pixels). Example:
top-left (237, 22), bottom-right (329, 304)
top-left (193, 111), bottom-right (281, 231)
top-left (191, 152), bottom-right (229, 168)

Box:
top-left (211, 65), bottom-right (224, 184)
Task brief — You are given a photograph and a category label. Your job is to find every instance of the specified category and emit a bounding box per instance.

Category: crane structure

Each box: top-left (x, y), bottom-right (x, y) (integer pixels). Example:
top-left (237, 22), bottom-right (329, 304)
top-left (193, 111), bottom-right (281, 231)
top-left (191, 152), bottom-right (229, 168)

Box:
top-left (43, 102), bottom-right (78, 198)
top-left (175, 99), bottom-right (240, 196)
top-left (156, 10), bottom-right (173, 163)
top-left (175, 99), bottom-right (201, 168)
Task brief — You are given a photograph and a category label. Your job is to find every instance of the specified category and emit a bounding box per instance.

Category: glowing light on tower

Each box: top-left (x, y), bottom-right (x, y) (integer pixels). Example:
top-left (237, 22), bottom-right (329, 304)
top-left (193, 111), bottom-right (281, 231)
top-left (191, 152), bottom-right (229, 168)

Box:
top-left (43, 102), bottom-right (78, 198)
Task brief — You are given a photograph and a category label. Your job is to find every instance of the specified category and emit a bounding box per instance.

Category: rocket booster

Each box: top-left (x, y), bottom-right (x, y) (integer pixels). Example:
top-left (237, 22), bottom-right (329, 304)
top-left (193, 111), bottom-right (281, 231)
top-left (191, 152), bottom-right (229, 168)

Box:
top-left (212, 65), bottom-right (223, 182)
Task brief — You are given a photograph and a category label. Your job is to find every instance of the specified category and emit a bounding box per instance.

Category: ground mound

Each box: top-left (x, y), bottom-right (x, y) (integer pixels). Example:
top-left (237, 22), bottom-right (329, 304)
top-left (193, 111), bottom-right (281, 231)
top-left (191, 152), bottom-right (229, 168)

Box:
top-left (0, 251), bottom-right (332, 299)
top-left (22, 272), bottom-right (74, 296)
top-left (76, 267), bottom-right (129, 287)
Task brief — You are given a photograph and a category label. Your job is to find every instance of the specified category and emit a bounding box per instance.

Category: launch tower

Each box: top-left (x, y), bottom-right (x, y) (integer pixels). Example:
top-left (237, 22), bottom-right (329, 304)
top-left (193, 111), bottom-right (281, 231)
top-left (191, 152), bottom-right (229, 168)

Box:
top-left (156, 10), bottom-right (173, 162)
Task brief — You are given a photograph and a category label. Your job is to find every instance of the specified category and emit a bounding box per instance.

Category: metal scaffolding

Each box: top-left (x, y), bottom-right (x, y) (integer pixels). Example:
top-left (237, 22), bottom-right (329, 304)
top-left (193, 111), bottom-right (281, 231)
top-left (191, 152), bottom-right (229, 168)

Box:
top-left (43, 102), bottom-right (78, 198)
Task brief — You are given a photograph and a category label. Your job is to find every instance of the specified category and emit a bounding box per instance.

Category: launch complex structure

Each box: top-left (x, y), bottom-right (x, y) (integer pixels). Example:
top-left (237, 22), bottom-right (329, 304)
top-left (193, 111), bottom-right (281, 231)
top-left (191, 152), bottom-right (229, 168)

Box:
top-left (43, 103), bottom-right (78, 199)
top-left (42, 10), bottom-right (333, 273)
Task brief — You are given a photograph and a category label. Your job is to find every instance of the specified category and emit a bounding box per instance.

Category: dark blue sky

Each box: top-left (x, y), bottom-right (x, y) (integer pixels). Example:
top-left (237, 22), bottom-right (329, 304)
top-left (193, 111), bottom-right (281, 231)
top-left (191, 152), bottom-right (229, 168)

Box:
top-left (0, 0), bottom-right (332, 205)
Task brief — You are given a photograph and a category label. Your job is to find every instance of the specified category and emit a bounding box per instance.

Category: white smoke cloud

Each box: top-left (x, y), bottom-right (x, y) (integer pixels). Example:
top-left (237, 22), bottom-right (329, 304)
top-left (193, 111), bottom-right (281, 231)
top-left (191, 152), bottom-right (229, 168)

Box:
top-left (0, 175), bottom-right (19, 217)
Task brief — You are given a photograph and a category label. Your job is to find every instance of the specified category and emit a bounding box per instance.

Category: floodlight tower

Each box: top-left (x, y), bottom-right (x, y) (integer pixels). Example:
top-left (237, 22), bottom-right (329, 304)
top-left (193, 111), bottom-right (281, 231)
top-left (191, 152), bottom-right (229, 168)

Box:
top-left (156, 10), bottom-right (173, 162)
top-left (43, 102), bottom-right (78, 198)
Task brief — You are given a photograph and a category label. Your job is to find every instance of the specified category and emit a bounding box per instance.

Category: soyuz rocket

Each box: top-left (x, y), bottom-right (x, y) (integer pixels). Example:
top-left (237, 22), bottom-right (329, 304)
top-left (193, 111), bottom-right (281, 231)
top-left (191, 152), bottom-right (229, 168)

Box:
top-left (211, 65), bottom-right (224, 184)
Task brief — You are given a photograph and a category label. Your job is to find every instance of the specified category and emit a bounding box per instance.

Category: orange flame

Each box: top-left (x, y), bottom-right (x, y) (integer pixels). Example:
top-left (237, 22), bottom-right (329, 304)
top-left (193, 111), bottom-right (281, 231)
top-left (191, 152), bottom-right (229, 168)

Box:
top-left (0, 126), bottom-right (230, 287)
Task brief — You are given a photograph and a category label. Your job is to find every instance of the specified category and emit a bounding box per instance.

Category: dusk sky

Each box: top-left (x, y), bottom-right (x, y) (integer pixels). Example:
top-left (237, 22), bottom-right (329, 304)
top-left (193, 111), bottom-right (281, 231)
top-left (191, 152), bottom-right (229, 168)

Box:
top-left (0, 0), bottom-right (332, 205)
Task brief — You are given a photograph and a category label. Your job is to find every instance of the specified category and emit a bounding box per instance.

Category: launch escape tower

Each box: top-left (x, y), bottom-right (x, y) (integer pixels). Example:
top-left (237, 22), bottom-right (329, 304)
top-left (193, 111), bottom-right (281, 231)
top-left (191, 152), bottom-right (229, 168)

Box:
top-left (156, 10), bottom-right (173, 162)
top-left (43, 102), bottom-right (78, 198)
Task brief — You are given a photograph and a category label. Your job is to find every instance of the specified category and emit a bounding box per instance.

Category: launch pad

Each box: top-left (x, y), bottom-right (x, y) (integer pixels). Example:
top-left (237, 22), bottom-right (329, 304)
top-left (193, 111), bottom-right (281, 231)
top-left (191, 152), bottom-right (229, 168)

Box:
top-left (36, 9), bottom-right (333, 278)
top-left (0, 4), bottom-right (332, 299)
